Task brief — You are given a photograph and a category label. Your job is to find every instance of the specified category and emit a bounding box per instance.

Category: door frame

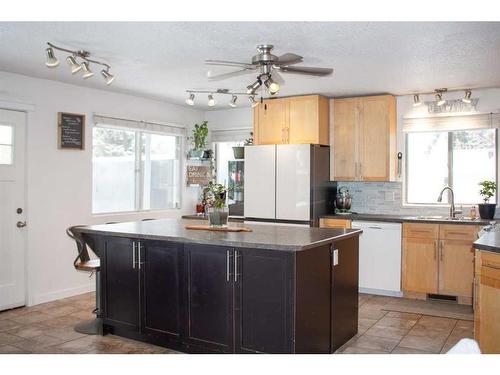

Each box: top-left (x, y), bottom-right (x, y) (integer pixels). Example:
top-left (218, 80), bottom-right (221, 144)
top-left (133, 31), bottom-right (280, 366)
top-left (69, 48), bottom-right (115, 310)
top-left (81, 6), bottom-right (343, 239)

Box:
top-left (0, 100), bottom-right (34, 308)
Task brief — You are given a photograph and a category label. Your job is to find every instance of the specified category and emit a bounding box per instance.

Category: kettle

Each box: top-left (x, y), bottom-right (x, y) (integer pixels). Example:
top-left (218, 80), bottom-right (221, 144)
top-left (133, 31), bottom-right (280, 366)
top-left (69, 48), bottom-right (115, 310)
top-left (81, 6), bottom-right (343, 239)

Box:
top-left (335, 186), bottom-right (352, 211)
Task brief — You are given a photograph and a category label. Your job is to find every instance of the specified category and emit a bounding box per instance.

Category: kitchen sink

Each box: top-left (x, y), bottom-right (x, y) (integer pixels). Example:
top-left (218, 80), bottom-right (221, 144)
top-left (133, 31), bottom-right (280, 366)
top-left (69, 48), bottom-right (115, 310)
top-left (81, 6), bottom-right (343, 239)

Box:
top-left (407, 215), bottom-right (478, 221)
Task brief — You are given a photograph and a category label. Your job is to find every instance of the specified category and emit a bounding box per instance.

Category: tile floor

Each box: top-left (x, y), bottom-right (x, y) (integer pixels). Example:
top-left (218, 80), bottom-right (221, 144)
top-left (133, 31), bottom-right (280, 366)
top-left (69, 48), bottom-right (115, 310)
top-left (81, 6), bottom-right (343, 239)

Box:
top-left (0, 292), bottom-right (473, 354)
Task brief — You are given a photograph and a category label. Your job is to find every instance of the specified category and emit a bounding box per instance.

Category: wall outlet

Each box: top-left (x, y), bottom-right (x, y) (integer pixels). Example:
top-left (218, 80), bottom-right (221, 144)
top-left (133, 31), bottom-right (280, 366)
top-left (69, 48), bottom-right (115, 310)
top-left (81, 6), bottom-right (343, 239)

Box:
top-left (385, 192), bottom-right (395, 202)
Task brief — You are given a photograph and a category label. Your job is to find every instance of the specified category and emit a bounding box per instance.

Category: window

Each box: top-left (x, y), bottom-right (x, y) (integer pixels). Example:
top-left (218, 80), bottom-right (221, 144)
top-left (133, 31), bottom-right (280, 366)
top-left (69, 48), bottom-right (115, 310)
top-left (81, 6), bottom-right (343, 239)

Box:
top-left (406, 129), bottom-right (496, 205)
top-left (92, 125), bottom-right (181, 213)
top-left (0, 125), bottom-right (13, 165)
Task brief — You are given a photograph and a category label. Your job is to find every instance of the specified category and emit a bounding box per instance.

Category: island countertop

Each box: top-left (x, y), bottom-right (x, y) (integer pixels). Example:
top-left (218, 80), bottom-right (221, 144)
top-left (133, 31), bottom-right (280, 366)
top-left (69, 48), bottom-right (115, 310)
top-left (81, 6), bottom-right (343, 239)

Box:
top-left (75, 218), bottom-right (361, 252)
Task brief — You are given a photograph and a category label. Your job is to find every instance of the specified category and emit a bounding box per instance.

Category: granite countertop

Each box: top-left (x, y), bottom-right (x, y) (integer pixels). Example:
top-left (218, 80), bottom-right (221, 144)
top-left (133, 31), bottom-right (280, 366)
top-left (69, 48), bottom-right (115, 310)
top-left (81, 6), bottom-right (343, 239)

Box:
top-left (75, 218), bottom-right (362, 252)
top-left (320, 213), bottom-right (492, 226)
top-left (474, 231), bottom-right (500, 254)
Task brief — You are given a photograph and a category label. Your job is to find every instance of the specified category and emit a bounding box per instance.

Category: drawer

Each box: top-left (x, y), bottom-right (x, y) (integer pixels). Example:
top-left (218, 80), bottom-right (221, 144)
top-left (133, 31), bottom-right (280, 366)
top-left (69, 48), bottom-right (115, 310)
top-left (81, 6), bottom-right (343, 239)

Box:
top-left (319, 218), bottom-right (351, 229)
top-left (403, 223), bottom-right (439, 239)
top-left (440, 224), bottom-right (480, 241)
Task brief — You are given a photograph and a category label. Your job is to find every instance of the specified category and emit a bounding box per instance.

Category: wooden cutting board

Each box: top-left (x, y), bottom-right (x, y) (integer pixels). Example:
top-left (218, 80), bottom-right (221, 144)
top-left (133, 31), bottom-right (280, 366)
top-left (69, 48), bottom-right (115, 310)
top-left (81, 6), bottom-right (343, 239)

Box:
top-left (185, 224), bottom-right (253, 232)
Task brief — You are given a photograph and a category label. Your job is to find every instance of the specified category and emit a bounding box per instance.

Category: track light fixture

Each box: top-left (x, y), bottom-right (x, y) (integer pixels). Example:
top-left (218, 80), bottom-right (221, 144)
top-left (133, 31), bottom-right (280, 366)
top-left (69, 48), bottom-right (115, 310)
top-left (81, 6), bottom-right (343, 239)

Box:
top-left (462, 89), bottom-right (472, 104)
top-left (249, 96), bottom-right (259, 108)
top-left (229, 95), bottom-right (238, 108)
top-left (434, 88), bottom-right (447, 106)
top-left (185, 93), bottom-right (195, 106)
top-left (44, 42), bottom-right (115, 85)
top-left (45, 47), bottom-right (59, 68)
top-left (246, 79), bottom-right (262, 95)
top-left (413, 94), bottom-right (422, 107)
top-left (264, 75), bottom-right (280, 95)
top-left (207, 94), bottom-right (216, 107)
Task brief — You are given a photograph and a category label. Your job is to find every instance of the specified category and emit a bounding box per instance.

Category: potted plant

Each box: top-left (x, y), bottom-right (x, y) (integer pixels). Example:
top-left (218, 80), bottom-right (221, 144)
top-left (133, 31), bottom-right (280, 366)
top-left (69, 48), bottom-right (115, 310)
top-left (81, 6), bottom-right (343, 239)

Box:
top-left (478, 180), bottom-right (497, 219)
top-left (187, 121), bottom-right (209, 159)
top-left (203, 182), bottom-right (229, 227)
top-left (232, 132), bottom-right (253, 159)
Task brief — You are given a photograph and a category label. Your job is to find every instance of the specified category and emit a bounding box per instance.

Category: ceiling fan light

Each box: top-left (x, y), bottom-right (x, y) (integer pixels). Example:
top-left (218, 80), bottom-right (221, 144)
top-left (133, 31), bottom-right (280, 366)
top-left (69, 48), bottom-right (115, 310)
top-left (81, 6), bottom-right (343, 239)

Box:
top-left (208, 94), bottom-right (216, 107)
top-left (413, 94), bottom-right (422, 107)
top-left (265, 77), bottom-right (280, 95)
top-left (101, 69), bottom-right (115, 85)
top-left (66, 56), bottom-right (82, 74)
top-left (229, 95), bottom-right (238, 108)
top-left (185, 93), bottom-right (195, 106)
top-left (81, 62), bottom-right (94, 79)
top-left (462, 90), bottom-right (472, 104)
top-left (248, 96), bottom-right (259, 108)
top-left (45, 47), bottom-right (59, 68)
top-left (246, 79), bottom-right (262, 95)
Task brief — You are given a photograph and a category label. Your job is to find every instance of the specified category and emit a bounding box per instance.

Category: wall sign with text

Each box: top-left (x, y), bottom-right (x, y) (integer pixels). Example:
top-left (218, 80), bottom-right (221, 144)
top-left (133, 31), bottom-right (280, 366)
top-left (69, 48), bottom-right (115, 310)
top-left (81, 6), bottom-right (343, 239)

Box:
top-left (187, 165), bottom-right (210, 186)
top-left (58, 112), bottom-right (85, 150)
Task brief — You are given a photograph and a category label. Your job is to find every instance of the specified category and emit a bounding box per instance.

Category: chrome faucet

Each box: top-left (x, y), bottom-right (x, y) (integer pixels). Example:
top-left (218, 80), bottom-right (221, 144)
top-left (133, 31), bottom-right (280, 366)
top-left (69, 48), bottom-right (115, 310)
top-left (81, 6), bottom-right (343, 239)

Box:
top-left (437, 186), bottom-right (461, 219)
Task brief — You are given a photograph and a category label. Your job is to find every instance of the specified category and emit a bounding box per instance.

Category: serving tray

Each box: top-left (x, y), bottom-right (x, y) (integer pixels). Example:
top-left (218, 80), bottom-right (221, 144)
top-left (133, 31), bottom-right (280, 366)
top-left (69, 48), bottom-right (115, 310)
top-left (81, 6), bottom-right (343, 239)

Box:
top-left (185, 224), bottom-right (253, 232)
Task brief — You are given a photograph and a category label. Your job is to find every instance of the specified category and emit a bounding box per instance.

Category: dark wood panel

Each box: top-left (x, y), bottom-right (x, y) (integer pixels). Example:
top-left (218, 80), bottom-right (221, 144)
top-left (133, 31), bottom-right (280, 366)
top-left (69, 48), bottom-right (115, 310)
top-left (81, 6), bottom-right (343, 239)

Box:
top-left (235, 248), bottom-right (293, 353)
top-left (184, 244), bottom-right (233, 352)
top-left (295, 244), bottom-right (331, 353)
top-left (141, 241), bottom-right (183, 340)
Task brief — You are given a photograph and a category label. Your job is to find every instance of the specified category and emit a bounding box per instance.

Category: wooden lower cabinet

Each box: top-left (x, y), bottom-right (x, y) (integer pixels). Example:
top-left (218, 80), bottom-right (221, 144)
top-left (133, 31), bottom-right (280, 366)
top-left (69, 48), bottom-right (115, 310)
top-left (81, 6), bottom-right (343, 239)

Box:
top-left (319, 218), bottom-right (352, 229)
top-left (402, 223), bottom-right (480, 303)
top-left (474, 250), bottom-right (500, 353)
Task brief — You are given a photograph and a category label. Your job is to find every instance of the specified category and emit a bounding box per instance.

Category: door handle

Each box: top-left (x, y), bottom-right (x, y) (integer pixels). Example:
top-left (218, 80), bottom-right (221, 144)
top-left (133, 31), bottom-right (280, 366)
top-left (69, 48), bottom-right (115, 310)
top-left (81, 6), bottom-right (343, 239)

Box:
top-left (137, 241), bottom-right (142, 270)
top-left (434, 240), bottom-right (438, 260)
top-left (234, 250), bottom-right (240, 282)
top-left (440, 240), bottom-right (444, 261)
top-left (16, 221), bottom-right (27, 228)
top-left (132, 242), bottom-right (136, 269)
top-left (226, 250), bottom-right (231, 282)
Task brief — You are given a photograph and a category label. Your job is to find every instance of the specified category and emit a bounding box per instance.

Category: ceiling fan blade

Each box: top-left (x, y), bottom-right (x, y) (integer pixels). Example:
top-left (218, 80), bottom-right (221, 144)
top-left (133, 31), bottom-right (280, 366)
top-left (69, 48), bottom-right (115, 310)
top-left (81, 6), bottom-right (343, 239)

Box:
top-left (275, 53), bottom-right (303, 66)
top-left (279, 66), bottom-right (334, 76)
top-left (207, 68), bottom-right (256, 81)
top-left (205, 59), bottom-right (256, 69)
top-left (271, 71), bottom-right (285, 85)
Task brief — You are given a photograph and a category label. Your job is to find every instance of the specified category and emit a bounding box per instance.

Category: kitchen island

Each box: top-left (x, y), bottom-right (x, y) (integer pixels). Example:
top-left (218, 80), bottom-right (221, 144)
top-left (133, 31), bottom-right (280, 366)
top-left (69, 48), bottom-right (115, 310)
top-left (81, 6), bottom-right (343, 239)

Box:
top-left (74, 218), bottom-right (361, 354)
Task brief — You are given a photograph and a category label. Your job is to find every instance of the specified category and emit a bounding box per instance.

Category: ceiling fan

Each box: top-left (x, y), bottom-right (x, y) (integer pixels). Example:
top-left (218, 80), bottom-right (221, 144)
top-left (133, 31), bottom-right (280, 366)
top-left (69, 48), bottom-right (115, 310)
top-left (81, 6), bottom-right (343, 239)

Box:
top-left (205, 44), bottom-right (333, 96)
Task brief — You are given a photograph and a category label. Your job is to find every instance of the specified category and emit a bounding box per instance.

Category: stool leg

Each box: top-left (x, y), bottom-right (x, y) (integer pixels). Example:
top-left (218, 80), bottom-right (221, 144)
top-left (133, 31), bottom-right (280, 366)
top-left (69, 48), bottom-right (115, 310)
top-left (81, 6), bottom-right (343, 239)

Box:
top-left (74, 271), bottom-right (103, 335)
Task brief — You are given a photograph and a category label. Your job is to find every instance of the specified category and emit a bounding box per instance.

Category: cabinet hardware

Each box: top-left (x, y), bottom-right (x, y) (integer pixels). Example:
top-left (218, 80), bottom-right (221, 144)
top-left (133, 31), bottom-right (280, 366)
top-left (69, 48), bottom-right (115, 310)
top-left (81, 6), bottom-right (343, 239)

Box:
top-left (138, 241), bottom-right (142, 270)
top-left (368, 226), bottom-right (382, 230)
top-left (447, 232), bottom-right (467, 236)
top-left (397, 152), bottom-right (402, 178)
top-left (483, 263), bottom-right (500, 271)
top-left (440, 240), bottom-right (444, 261)
top-left (434, 240), bottom-right (438, 260)
top-left (234, 250), bottom-right (240, 282)
top-left (132, 242), bottom-right (136, 269)
top-left (332, 248), bottom-right (339, 266)
top-left (226, 250), bottom-right (230, 282)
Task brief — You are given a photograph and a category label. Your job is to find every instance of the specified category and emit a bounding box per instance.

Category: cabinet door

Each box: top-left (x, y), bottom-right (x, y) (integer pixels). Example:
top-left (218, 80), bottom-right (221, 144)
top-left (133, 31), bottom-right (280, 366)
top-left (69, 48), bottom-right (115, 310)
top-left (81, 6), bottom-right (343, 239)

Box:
top-left (184, 244), bottom-right (233, 352)
top-left (102, 237), bottom-right (140, 330)
top-left (141, 240), bottom-right (183, 341)
top-left (333, 98), bottom-right (358, 180)
top-left (254, 99), bottom-right (287, 145)
top-left (359, 95), bottom-right (396, 181)
top-left (234, 248), bottom-right (293, 353)
top-left (439, 240), bottom-right (474, 298)
top-left (288, 96), bottom-right (320, 144)
top-left (402, 237), bottom-right (438, 293)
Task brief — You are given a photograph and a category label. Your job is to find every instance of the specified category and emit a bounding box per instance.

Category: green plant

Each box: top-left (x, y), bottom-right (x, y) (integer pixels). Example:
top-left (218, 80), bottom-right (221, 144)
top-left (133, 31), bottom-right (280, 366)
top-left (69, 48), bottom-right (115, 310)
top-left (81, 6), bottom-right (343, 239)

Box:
top-left (202, 181), bottom-right (227, 209)
top-left (244, 132), bottom-right (254, 146)
top-left (479, 180), bottom-right (497, 203)
top-left (190, 121), bottom-right (209, 150)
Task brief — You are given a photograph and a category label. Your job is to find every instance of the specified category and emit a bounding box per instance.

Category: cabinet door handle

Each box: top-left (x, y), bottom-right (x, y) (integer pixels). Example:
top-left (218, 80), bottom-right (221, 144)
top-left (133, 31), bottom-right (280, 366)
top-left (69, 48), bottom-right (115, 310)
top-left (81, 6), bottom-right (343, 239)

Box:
top-left (138, 241), bottom-right (142, 270)
top-left (440, 240), bottom-right (444, 261)
top-left (226, 250), bottom-right (230, 282)
top-left (434, 240), bottom-right (438, 260)
top-left (234, 250), bottom-right (240, 282)
top-left (132, 241), bottom-right (136, 269)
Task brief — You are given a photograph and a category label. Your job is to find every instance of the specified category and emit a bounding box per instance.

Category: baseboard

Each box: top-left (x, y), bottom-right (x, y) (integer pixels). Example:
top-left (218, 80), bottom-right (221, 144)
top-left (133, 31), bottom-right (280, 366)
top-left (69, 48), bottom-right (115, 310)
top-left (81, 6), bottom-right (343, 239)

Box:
top-left (29, 283), bottom-right (95, 306)
top-left (360, 287), bottom-right (403, 297)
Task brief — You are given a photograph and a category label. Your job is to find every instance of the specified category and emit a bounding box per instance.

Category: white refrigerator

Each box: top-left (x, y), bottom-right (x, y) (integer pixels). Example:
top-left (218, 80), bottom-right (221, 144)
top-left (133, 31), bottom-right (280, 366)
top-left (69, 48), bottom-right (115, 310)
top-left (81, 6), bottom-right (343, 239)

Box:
top-left (244, 144), bottom-right (331, 225)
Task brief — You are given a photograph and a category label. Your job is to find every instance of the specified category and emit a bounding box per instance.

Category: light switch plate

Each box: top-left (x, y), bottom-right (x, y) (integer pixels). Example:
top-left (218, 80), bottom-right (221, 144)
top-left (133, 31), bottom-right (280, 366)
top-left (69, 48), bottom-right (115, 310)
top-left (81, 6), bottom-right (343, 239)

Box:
top-left (333, 249), bottom-right (339, 266)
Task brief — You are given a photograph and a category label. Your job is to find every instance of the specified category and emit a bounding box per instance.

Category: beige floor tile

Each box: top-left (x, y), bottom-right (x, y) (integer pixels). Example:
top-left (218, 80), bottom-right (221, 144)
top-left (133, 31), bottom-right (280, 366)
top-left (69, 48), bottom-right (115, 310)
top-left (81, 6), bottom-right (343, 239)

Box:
top-left (0, 319), bottom-right (23, 332)
top-left (364, 325), bottom-right (409, 340)
top-left (342, 346), bottom-right (389, 354)
top-left (359, 307), bottom-right (388, 320)
top-left (415, 316), bottom-right (457, 331)
top-left (68, 310), bottom-right (95, 321)
top-left (385, 311), bottom-right (422, 320)
top-left (40, 315), bottom-right (82, 329)
top-left (398, 334), bottom-right (447, 353)
top-left (0, 344), bottom-right (32, 354)
top-left (54, 335), bottom-right (122, 354)
top-left (6, 323), bottom-right (48, 339)
top-left (348, 334), bottom-right (399, 353)
top-left (10, 334), bottom-right (69, 352)
top-left (0, 307), bottom-right (29, 320)
top-left (0, 332), bottom-right (26, 345)
top-left (9, 311), bottom-right (54, 325)
top-left (391, 346), bottom-right (435, 354)
top-left (373, 316), bottom-right (419, 330)
top-left (44, 326), bottom-right (87, 341)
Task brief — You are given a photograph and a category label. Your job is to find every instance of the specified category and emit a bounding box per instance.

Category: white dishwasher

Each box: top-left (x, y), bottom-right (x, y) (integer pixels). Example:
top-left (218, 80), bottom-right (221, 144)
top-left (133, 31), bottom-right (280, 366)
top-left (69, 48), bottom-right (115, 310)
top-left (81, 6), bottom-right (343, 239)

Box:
top-left (351, 220), bottom-right (402, 297)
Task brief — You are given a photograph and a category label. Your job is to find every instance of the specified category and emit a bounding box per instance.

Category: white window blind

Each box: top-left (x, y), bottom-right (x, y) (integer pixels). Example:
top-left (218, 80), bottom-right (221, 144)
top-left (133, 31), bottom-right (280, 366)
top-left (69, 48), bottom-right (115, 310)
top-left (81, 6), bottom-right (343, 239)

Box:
top-left (402, 113), bottom-right (500, 133)
top-left (211, 128), bottom-right (252, 143)
top-left (93, 114), bottom-right (186, 136)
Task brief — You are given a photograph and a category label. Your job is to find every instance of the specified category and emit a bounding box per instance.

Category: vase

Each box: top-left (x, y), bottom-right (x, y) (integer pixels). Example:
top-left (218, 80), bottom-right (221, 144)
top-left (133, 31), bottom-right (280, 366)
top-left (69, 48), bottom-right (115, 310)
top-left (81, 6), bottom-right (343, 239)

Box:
top-left (478, 203), bottom-right (496, 220)
top-left (232, 146), bottom-right (244, 160)
top-left (207, 206), bottom-right (229, 228)
top-left (187, 149), bottom-right (204, 159)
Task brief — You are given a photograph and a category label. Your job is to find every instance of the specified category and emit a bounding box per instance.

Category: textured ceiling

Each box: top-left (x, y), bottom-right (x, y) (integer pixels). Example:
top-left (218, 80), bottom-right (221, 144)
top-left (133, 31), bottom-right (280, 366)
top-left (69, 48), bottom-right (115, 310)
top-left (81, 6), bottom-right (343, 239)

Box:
top-left (1, 22), bottom-right (500, 109)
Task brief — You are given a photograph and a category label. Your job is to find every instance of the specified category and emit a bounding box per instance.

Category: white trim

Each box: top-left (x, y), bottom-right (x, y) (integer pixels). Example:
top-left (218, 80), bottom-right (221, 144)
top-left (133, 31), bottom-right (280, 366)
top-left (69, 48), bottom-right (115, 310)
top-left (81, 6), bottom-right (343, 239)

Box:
top-left (29, 282), bottom-right (95, 306)
top-left (0, 100), bottom-right (36, 112)
top-left (359, 287), bottom-right (403, 297)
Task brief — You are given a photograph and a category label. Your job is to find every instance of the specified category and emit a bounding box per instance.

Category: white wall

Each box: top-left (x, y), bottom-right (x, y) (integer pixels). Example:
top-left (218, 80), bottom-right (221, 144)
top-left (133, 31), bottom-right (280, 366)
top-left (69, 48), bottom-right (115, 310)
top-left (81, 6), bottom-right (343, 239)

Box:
top-left (204, 107), bottom-right (252, 131)
top-left (0, 71), bottom-right (205, 306)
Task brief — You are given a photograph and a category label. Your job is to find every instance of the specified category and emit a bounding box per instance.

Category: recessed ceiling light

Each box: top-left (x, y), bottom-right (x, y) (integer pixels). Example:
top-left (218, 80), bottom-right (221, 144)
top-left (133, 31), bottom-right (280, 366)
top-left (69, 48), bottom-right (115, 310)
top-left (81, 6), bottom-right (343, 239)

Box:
top-left (45, 47), bottom-right (59, 68)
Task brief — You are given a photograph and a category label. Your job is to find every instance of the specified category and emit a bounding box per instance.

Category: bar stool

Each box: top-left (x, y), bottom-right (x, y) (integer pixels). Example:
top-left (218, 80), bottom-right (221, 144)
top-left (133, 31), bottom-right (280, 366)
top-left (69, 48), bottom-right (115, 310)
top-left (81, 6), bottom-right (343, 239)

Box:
top-left (66, 226), bottom-right (102, 335)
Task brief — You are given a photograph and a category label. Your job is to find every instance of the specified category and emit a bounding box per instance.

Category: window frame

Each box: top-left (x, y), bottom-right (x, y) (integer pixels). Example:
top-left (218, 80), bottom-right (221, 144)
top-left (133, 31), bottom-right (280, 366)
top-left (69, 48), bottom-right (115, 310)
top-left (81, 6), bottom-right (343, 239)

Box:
top-left (91, 123), bottom-right (183, 215)
top-left (404, 128), bottom-right (498, 206)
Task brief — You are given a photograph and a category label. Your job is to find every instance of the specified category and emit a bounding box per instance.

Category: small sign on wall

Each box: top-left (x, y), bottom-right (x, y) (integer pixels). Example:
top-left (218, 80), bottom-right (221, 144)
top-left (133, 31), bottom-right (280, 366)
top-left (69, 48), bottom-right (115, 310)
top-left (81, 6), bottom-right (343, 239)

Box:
top-left (187, 165), bottom-right (210, 186)
top-left (58, 112), bottom-right (85, 150)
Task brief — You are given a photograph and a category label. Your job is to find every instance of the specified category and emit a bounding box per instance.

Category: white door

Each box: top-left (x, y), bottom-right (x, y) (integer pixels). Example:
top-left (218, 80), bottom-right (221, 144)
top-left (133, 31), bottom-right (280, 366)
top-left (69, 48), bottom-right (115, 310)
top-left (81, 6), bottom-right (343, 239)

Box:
top-left (244, 145), bottom-right (276, 219)
top-left (0, 109), bottom-right (26, 311)
top-left (276, 144), bottom-right (310, 221)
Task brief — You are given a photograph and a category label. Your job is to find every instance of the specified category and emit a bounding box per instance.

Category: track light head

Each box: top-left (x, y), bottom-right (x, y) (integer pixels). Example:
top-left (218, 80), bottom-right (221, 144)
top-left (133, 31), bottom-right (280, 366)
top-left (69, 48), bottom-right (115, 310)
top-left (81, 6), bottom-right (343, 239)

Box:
top-left (185, 93), bottom-right (195, 106)
top-left (45, 47), bottom-right (59, 68)
top-left (246, 79), bottom-right (262, 95)
top-left (462, 90), bottom-right (472, 104)
top-left (434, 88), bottom-right (447, 106)
top-left (248, 96), bottom-right (259, 108)
top-left (101, 69), bottom-right (115, 85)
top-left (81, 62), bottom-right (94, 79)
top-left (66, 56), bottom-right (82, 74)
top-left (207, 94), bottom-right (216, 107)
top-left (229, 95), bottom-right (238, 108)
top-left (413, 94), bottom-right (422, 107)
top-left (264, 76), bottom-right (280, 95)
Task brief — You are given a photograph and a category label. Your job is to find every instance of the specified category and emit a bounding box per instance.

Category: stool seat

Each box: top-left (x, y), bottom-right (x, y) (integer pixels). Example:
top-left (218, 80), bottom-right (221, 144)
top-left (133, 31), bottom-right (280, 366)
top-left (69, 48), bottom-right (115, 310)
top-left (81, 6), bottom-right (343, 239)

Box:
top-left (74, 259), bottom-right (100, 272)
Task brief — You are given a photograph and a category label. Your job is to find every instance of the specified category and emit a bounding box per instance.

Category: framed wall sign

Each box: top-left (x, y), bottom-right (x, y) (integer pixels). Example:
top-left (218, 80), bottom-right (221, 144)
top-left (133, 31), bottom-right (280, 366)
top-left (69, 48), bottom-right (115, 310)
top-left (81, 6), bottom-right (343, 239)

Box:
top-left (187, 165), bottom-right (210, 186)
top-left (58, 112), bottom-right (85, 150)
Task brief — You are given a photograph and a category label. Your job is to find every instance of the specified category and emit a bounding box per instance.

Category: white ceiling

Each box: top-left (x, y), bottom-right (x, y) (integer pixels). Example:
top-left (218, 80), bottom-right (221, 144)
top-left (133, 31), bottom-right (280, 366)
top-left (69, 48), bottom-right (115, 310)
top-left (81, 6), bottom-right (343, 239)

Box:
top-left (1, 22), bottom-right (500, 109)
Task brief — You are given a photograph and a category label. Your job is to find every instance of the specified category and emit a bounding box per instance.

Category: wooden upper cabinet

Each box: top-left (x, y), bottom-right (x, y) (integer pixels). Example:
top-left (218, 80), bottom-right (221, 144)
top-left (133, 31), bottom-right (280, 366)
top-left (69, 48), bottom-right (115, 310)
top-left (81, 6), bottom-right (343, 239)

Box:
top-left (253, 95), bottom-right (329, 145)
top-left (331, 95), bottom-right (397, 181)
